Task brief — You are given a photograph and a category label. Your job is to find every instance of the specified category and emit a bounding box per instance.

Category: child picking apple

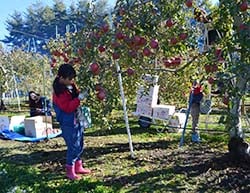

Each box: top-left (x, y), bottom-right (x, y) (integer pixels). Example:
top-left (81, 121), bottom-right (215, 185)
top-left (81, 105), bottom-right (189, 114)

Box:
top-left (52, 63), bottom-right (91, 180)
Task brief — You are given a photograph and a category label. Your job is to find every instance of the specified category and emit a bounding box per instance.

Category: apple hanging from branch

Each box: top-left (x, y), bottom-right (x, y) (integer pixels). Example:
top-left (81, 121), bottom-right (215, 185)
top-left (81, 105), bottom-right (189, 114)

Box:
top-left (90, 62), bottom-right (100, 75)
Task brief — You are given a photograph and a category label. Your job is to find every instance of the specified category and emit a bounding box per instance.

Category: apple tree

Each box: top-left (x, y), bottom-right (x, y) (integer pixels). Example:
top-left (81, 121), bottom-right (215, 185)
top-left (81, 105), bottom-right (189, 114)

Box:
top-left (208, 0), bottom-right (250, 161)
top-left (46, 0), bottom-right (207, 126)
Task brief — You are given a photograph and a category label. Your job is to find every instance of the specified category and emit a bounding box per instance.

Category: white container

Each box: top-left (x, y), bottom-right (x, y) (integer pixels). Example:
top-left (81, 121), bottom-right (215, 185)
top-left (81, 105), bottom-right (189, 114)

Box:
top-left (152, 105), bottom-right (176, 120)
top-left (0, 116), bottom-right (9, 131)
top-left (24, 116), bottom-right (53, 138)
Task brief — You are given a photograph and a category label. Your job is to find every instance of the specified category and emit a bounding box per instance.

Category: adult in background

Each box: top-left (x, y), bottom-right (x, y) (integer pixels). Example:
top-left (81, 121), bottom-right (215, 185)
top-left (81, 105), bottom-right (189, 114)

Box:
top-left (28, 91), bottom-right (52, 117)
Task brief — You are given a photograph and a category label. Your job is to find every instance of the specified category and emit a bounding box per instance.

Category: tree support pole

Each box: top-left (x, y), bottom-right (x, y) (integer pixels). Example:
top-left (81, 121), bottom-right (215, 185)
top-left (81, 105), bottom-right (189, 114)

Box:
top-left (115, 61), bottom-right (135, 158)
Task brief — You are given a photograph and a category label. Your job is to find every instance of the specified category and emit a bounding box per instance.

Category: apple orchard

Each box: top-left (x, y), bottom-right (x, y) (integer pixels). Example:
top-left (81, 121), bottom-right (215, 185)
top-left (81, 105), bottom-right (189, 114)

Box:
top-left (47, 0), bottom-right (249, 152)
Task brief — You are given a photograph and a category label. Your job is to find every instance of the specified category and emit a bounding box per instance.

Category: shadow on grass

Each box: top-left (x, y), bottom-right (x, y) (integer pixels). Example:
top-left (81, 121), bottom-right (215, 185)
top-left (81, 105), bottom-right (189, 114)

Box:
top-left (85, 119), bottom-right (176, 137)
top-left (0, 162), bottom-right (115, 193)
top-left (0, 137), bottom-right (180, 166)
top-left (1, 138), bottom-right (250, 192)
top-left (174, 153), bottom-right (250, 193)
top-left (102, 152), bottom-right (250, 193)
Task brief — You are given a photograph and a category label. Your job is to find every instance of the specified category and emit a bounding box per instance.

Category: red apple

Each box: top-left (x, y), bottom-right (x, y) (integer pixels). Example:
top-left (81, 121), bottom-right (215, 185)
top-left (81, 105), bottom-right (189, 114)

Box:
top-left (212, 64), bottom-right (218, 72)
top-left (116, 32), bottom-right (124, 40)
top-left (125, 20), bottom-right (134, 29)
top-left (90, 62), bottom-right (100, 75)
top-left (133, 36), bottom-right (141, 45)
top-left (111, 41), bottom-right (120, 48)
top-left (165, 19), bottom-right (174, 28)
top-left (215, 48), bottom-right (222, 58)
top-left (139, 37), bottom-right (147, 46)
top-left (63, 55), bottom-right (69, 63)
top-left (170, 37), bottom-right (178, 45)
top-left (73, 57), bottom-right (81, 64)
top-left (172, 57), bottom-right (182, 65)
top-left (163, 58), bottom-right (172, 67)
top-left (97, 91), bottom-right (106, 101)
top-left (208, 77), bottom-right (215, 84)
top-left (126, 68), bottom-right (135, 76)
top-left (150, 39), bottom-right (159, 49)
top-left (222, 96), bottom-right (229, 105)
top-left (112, 52), bottom-right (120, 60)
top-left (51, 58), bottom-right (56, 63)
top-left (78, 48), bottom-right (84, 56)
top-left (143, 47), bottom-right (151, 57)
top-left (50, 62), bottom-right (56, 68)
top-left (98, 45), bottom-right (106, 52)
top-left (52, 50), bottom-right (61, 57)
top-left (86, 41), bottom-right (92, 49)
top-left (240, 1), bottom-right (248, 12)
top-left (95, 84), bottom-right (103, 91)
top-left (101, 24), bottom-right (109, 33)
top-left (185, 0), bottom-right (193, 7)
top-left (179, 33), bottom-right (188, 40)
top-left (204, 65), bottom-right (211, 73)
top-left (129, 50), bottom-right (137, 58)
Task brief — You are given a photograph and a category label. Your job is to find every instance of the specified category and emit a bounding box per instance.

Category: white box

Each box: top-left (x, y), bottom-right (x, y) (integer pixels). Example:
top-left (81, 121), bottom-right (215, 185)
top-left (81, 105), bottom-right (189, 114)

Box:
top-left (168, 112), bottom-right (186, 132)
top-left (152, 105), bottom-right (176, 120)
top-left (136, 85), bottom-right (159, 107)
top-left (136, 105), bottom-right (152, 117)
top-left (0, 116), bottom-right (9, 131)
top-left (24, 117), bottom-right (53, 138)
top-left (136, 96), bottom-right (153, 106)
top-left (9, 115), bottom-right (26, 131)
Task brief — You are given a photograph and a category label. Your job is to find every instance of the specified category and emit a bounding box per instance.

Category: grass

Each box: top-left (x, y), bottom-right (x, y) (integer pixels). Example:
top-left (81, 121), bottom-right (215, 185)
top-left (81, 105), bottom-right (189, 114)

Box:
top-left (0, 110), bottom-right (250, 193)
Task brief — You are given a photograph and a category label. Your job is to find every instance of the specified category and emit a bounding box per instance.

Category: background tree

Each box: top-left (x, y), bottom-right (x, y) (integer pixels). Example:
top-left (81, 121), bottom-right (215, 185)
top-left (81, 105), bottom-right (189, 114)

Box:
top-left (0, 47), bottom-right (52, 105)
top-left (212, 0), bottom-right (250, 160)
top-left (46, 0), bottom-right (205, 124)
top-left (1, 0), bottom-right (110, 54)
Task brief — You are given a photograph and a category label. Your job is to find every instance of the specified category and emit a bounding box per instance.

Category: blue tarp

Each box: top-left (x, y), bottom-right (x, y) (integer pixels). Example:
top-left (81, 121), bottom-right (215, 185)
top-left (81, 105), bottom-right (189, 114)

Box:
top-left (0, 129), bottom-right (62, 142)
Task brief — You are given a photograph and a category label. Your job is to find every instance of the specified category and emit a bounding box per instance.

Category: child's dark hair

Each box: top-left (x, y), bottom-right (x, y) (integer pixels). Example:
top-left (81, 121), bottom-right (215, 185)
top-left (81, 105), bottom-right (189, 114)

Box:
top-left (53, 64), bottom-right (77, 96)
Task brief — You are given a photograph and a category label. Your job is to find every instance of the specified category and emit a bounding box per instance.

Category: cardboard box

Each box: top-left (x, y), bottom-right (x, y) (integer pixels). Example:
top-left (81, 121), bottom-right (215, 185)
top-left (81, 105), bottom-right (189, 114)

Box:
top-left (0, 116), bottom-right (9, 132)
top-left (24, 116), bottom-right (53, 138)
top-left (136, 85), bottom-right (159, 107)
top-left (136, 96), bottom-right (154, 106)
top-left (136, 105), bottom-right (153, 117)
top-left (152, 105), bottom-right (176, 120)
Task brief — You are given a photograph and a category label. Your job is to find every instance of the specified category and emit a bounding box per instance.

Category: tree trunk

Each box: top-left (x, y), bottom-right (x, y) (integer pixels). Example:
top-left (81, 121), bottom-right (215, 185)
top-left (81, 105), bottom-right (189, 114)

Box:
top-left (228, 75), bottom-right (250, 162)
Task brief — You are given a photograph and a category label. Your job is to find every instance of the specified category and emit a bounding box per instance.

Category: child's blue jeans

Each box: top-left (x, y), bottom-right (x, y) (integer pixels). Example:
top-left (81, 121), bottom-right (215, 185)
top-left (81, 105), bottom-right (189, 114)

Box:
top-left (61, 123), bottom-right (84, 165)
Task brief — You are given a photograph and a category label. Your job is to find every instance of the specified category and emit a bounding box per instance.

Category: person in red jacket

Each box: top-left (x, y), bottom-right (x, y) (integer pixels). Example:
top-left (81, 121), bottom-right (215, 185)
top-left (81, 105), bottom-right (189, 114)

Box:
top-left (52, 63), bottom-right (91, 180)
top-left (190, 80), bottom-right (203, 142)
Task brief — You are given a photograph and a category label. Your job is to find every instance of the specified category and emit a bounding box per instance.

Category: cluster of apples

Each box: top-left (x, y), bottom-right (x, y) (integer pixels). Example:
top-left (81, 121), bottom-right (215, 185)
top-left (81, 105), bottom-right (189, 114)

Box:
top-left (162, 57), bottom-right (182, 68)
top-left (50, 48), bottom-right (82, 68)
top-left (95, 84), bottom-right (106, 101)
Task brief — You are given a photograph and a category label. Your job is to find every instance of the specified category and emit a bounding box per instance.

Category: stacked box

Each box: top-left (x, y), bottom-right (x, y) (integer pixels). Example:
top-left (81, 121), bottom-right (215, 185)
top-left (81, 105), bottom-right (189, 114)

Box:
top-left (135, 105), bottom-right (152, 117)
top-left (135, 85), bottom-right (159, 117)
top-left (24, 116), bottom-right (53, 138)
top-left (152, 105), bottom-right (176, 120)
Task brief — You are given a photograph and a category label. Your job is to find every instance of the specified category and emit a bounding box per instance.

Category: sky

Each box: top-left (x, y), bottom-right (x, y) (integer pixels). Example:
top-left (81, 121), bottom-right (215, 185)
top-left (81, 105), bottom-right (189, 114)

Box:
top-left (0, 0), bottom-right (116, 41)
top-left (0, 0), bottom-right (218, 41)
